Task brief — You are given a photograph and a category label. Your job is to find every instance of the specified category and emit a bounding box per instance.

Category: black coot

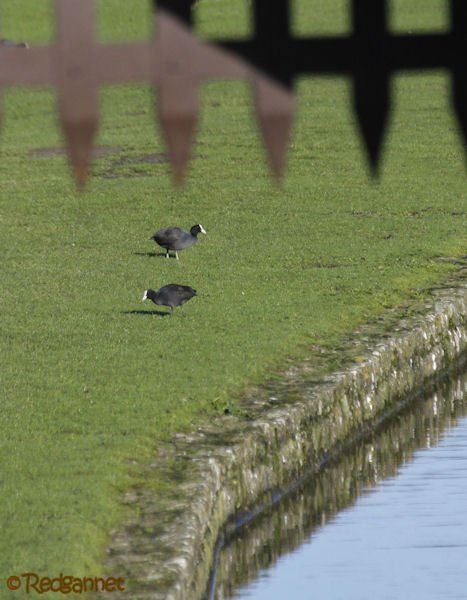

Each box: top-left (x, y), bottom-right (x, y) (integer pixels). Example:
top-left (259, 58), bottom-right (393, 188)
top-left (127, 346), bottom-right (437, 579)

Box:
top-left (149, 224), bottom-right (206, 259)
top-left (142, 284), bottom-right (197, 312)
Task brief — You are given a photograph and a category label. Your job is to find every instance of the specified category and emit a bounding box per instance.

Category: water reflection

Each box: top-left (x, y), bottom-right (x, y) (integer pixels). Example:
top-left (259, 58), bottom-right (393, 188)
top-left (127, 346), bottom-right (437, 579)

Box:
top-left (211, 368), bottom-right (467, 600)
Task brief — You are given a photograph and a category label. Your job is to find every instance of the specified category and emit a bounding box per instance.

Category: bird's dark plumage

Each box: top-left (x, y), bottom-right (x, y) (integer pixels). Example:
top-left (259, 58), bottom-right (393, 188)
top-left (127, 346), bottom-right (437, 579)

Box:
top-left (142, 284), bottom-right (197, 312)
top-left (150, 224), bottom-right (206, 259)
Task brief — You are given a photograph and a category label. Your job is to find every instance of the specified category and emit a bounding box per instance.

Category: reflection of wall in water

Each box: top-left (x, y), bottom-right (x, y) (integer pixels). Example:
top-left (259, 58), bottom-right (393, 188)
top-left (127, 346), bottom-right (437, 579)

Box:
top-left (214, 370), bottom-right (467, 600)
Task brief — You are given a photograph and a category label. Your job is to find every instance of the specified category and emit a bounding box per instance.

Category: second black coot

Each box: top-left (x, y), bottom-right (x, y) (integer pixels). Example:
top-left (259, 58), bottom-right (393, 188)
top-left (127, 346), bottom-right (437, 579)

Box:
top-left (142, 284), bottom-right (197, 313)
top-left (150, 224), bottom-right (206, 259)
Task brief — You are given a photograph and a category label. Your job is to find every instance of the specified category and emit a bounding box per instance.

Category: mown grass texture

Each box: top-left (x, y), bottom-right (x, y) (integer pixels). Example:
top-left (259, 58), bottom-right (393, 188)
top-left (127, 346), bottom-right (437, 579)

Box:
top-left (0, 0), bottom-right (466, 584)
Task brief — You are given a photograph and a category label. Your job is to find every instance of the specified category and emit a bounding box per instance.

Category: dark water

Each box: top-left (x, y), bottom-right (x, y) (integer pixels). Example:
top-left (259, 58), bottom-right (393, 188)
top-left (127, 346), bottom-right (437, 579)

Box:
top-left (212, 368), bottom-right (467, 600)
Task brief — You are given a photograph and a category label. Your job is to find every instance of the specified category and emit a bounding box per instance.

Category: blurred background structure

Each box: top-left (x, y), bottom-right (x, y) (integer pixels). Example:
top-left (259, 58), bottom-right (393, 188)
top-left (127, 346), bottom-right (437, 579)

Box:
top-left (0, 0), bottom-right (466, 187)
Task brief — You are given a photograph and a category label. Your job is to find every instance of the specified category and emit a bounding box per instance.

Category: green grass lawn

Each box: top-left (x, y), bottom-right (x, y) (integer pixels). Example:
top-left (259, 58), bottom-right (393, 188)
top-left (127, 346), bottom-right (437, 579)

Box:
top-left (1, 0), bottom-right (466, 585)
